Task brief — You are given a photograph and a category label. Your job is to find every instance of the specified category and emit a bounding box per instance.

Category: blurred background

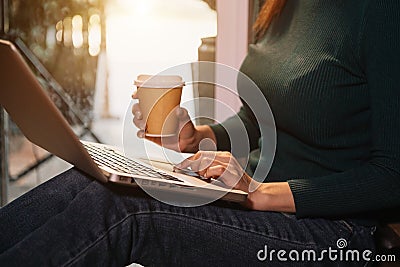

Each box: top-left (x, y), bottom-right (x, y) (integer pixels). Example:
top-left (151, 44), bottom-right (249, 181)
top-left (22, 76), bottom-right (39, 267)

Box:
top-left (0, 0), bottom-right (255, 204)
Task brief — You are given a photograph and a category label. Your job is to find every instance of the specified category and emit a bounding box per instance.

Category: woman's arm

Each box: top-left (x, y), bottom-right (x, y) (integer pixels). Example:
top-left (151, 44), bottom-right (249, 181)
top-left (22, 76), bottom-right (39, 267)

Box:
top-left (246, 182), bottom-right (296, 213)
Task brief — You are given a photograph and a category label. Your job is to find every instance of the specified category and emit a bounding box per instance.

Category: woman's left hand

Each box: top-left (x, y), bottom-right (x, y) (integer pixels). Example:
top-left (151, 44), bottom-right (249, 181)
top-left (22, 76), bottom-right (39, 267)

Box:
top-left (176, 151), bottom-right (296, 213)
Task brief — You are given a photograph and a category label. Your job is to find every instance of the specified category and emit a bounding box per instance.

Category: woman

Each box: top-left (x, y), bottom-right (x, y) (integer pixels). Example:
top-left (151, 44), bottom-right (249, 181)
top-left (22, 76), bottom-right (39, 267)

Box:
top-left (1, 0), bottom-right (399, 266)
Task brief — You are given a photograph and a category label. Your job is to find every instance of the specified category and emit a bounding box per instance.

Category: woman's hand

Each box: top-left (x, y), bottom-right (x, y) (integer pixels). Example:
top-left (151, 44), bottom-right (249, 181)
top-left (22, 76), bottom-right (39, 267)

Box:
top-left (176, 151), bottom-right (253, 192)
top-left (132, 92), bottom-right (216, 153)
top-left (177, 151), bottom-right (296, 213)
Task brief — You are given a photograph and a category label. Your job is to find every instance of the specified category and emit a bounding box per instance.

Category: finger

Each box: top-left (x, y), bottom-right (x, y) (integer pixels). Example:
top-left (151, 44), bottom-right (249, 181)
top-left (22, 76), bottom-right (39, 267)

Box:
top-left (203, 159), bottom-right (244, 187)
top-left (211, 151), bottom-right (234, 164)
top-left (132, 91), bottom-right (139, 99)
top-left (176, 106), bottom-right (189, 120)
top-left (133, 116), bottom-right (145, 130)
top-left (177, 151), bottom-right (217, 173)
top-left (175, 107), bottom-right (196, 138)
top-left (176, 152), bottom-right (202, 169)
top-left (197, 159), bottom-right (228, 176)
top-left (137, 130), bottom-right (145, 139)
top-left (208, 152), bottom-right (244, 176)
top-left (197, 154), bottom-right (219, 172)
top-left (183, 154), bottom-right (204, 172)
top-left (176, 107), bottom-right (191, 130)
top-left (132, 103), bottom-right (142, 120)
top-left (203, 165), bottom-right (226, 179)
top-left (188, 152), bottom-right (239, 174)
top-left (217, 169), bottom-right (242, 189)
top-left (183, 151), bottom-right (233, 174)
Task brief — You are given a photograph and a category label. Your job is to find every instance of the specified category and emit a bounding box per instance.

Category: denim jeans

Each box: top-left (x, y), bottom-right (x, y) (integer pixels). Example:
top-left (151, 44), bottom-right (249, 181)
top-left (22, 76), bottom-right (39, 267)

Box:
top-left (0, 168), bottom-right (375, 266)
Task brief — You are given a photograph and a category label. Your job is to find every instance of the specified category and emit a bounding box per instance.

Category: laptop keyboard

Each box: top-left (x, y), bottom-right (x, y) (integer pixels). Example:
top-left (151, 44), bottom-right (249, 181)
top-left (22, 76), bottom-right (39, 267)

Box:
top-left (82, 142), bottom-right (182, 182)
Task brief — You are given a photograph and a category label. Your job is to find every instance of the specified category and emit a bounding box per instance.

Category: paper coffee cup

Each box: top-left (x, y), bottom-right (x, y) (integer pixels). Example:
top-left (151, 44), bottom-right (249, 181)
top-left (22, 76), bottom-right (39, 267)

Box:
top-left (135, 74), bottom-right (185, 137)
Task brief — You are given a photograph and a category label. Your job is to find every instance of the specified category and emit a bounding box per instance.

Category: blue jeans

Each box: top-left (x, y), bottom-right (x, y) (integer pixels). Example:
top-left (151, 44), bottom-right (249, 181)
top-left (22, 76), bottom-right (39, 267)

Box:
top-left (0, 168), bottom-right (375, 266)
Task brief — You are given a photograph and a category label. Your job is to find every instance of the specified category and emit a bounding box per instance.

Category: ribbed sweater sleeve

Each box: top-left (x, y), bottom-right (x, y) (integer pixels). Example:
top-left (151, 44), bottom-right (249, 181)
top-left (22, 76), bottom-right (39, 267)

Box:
top-left (210, 104), bottom-right (261, 153)
top-left (288, 0), bottom-right (400, 217)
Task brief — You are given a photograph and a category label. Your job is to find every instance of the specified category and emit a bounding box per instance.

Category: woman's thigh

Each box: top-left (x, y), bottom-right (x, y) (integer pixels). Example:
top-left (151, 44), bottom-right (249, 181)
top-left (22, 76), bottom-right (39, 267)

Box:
top-left (0, 168), bottom-right (375, 266)
top-left (0, 168), bottom-right (94, 253)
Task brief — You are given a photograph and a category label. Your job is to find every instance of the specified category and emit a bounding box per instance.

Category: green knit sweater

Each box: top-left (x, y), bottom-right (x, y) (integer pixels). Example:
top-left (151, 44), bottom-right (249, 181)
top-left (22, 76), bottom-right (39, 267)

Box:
top-left (210, 0), bottom-right (400, 219)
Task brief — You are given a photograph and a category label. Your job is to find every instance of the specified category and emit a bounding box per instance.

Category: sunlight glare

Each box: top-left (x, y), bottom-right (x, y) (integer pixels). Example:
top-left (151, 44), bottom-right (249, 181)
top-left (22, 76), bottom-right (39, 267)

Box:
top-left (72, 15), bottom-right (84, 48)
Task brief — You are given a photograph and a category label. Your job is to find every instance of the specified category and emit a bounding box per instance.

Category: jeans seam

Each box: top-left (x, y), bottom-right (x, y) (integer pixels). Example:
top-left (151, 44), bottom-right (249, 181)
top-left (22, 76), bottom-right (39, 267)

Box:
top-left (65, 210), bottom-right (320, 266)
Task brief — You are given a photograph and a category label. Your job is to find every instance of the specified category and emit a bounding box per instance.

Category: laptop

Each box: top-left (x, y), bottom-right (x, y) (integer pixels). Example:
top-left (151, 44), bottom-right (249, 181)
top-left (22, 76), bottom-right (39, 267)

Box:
top-left (0, 39), bottom-right (247, 204)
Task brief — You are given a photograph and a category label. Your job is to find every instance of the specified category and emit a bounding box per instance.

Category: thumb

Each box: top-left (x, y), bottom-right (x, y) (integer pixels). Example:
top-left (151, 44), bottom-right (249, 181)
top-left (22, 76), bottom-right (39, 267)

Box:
top-left (176, 107), bottom-right (190, 122)
top-left (176, 107), bottom-right (195, 134)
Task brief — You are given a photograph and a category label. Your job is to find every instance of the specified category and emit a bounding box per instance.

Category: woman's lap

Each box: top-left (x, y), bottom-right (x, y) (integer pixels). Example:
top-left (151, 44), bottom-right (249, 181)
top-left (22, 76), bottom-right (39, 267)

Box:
top-left (0, 168), bottom-right (375, 266)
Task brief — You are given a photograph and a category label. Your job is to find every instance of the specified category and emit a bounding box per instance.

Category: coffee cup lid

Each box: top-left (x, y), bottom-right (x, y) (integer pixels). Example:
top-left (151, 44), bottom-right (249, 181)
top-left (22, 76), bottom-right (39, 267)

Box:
top-left (134, 74), bottom-right (185, 88)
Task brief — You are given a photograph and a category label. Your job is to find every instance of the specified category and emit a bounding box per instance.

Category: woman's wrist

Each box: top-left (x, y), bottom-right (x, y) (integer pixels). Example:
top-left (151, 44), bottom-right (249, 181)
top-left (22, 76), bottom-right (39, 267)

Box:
top-left (246, 182), bottom-right (296, 213)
